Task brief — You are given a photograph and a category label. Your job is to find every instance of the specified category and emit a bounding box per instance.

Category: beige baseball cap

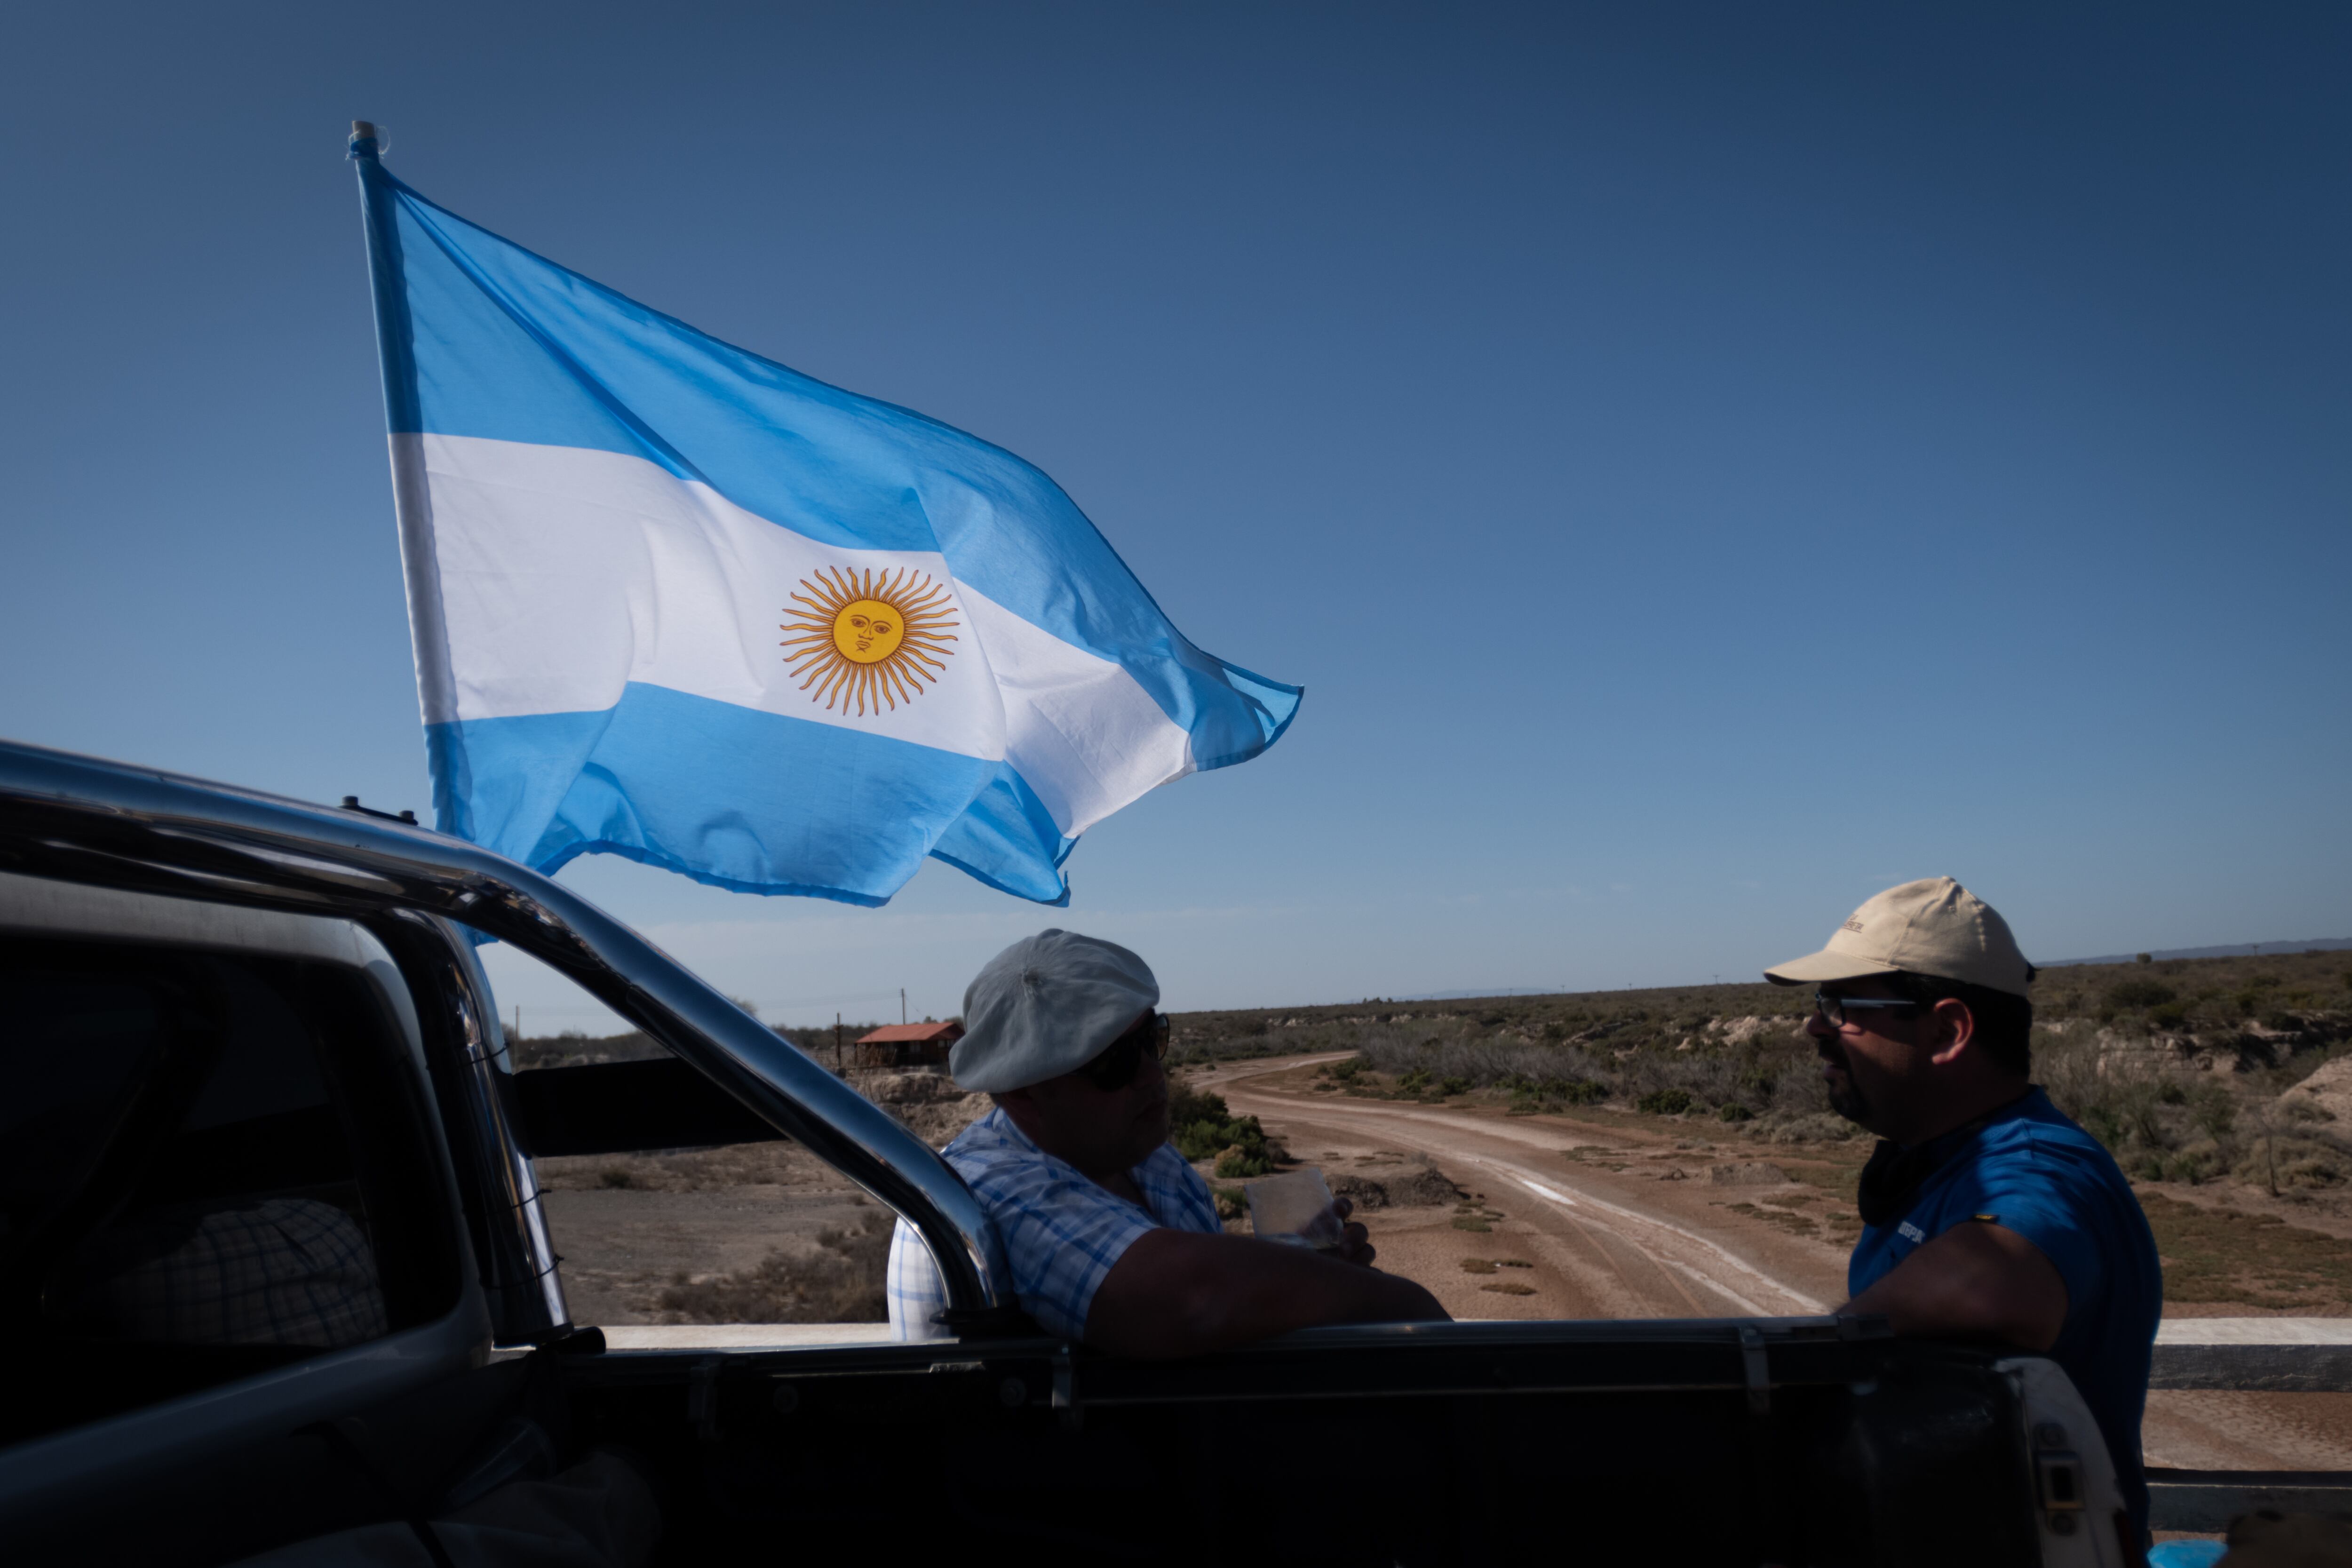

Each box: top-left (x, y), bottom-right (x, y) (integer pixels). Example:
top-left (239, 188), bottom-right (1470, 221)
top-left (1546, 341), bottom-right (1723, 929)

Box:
top-left (1763, 877), bottom-right (2035, 997)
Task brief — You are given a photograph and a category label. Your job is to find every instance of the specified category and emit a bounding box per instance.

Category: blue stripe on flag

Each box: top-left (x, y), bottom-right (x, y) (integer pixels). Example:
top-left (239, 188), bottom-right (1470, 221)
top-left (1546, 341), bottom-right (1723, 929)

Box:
top-left (428, 684), bottom-right (1070, 907)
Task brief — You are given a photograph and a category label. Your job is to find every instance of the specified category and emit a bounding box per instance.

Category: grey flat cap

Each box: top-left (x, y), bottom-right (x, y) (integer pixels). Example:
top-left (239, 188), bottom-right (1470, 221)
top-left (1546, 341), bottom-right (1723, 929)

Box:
top-left (949, 930), bottom-right (1159, 1093)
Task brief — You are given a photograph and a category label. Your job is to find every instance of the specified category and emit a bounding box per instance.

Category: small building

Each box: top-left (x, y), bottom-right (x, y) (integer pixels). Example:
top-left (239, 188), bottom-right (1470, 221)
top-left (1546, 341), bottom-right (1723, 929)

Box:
top-left (854, 1020), bottom-right (964, 1070)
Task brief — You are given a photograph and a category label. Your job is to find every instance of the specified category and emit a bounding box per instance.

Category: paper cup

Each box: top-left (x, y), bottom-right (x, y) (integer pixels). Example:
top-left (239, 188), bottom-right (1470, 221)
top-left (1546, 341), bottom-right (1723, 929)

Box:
top-left (1244, 1168), bottom-right (1344, 1250)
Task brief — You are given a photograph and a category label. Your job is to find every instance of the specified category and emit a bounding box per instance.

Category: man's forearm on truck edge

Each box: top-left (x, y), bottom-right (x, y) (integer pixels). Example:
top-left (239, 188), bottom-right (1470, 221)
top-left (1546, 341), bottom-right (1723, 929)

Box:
top-left (1085, 1228), bottom-right (1449, 1358)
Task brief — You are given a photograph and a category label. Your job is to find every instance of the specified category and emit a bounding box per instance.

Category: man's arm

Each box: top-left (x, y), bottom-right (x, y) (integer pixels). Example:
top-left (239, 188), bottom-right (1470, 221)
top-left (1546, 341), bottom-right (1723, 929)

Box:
top-left (1085, 1230), bottom-right (1449, 1358)
top-left (1842, 1221), bottom-right (2068, 1350)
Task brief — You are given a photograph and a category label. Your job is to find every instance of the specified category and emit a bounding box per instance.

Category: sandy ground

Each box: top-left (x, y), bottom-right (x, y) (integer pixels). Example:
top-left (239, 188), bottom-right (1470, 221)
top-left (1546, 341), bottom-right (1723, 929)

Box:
top-left (1203, 1053), bottom-right (2352, 1475)
top-left (1199, 1055), bottom-right (1847, 1321)
top-left (544, 1186), bottom-right (879, 1325)
top-left (537, 1141), bottom-right (881, 1325)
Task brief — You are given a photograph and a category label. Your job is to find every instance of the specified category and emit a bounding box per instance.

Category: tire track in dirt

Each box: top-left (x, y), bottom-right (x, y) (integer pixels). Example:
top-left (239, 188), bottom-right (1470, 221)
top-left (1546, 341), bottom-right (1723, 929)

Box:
top-left (1197, 1056), bottom-right (1837, 1317)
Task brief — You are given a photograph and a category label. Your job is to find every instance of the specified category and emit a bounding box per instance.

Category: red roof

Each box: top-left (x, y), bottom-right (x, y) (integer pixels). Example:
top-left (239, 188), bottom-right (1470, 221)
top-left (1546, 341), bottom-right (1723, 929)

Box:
top-left (856, 1022), bottom-right (964, 1044)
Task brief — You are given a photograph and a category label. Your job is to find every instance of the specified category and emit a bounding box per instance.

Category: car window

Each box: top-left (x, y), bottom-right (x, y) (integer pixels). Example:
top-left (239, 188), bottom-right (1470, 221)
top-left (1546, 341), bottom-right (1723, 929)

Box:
top-left (0, 939), bottom-right (456, 1446)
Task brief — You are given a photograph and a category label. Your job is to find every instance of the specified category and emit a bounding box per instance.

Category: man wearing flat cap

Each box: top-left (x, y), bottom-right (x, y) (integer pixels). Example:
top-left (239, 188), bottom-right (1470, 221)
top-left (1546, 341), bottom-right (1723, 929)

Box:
top-left (1768, 878), bottom-right (2161, 1545)
top-left (887, 930), bottom-right (1446, 1354)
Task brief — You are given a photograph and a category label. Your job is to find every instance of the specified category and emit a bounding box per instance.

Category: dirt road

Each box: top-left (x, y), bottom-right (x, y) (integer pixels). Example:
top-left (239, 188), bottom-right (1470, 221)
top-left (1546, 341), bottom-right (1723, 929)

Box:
top-left (1197, 1055), bottom-right (1850, 1322)
top-left (1202, 1054), bottom-right (2352, 1473)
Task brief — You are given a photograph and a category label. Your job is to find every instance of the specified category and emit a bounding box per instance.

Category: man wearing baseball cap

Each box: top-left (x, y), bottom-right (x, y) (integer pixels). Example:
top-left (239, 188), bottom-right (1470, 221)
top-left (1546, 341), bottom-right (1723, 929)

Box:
top-left (1767, 877), bottom-right (2162, 1545)
top-left (886, 929), bottom-right (1447, 1354)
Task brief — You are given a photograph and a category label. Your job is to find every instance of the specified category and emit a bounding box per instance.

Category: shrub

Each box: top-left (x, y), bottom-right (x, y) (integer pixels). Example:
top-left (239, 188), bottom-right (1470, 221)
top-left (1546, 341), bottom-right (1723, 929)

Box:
top-left (1168, 1085), bottom-right (1229, 1129)
top-left (1352, 1024), bottom-right (1613, 1095)
top-left (2281, 1153), bottom-right (2347, 1188)
top-left (2188, 1084), bottom-right (2238, 1142)
top-left (1171, 1087), bottom-right (1274, 1174)
top-left (1505, 1074), bottom-right (1607, 1113)
top-left (1214, 1146), bottom-right (1270, 1178)
top-left (1180, 1115), bottom-right (1266, 1163)
top-left (2033, 1024), bottom-right (2352, 1194)
top-left (1718, 1103), bottom-right (1754, 1123)
top-left (2162, 1150), bottom-right (2218, 1185)
top-left (2106, 979), bottom-right (2177, 1011)
top-left (1764, 1113), bottom-right (1863, 1143)
top-left (1636, 1088), bottom-right (1694, 1116)
top-left (1620, 1051), bottom-right (1743, 1109)
top-left (1438, 1075), bottom-right (1472, 1097)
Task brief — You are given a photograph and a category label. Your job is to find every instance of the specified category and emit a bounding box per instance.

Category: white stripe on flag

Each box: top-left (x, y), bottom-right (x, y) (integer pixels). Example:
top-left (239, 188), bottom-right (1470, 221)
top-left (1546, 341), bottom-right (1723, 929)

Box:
top-left (395, 434), bottom-right (1192, 836)
top-left (960, 588), bottom-right (1195, 835)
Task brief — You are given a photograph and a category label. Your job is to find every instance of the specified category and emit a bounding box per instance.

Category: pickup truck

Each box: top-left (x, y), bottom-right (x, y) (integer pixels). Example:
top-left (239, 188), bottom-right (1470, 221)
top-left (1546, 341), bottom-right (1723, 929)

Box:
top-left (0, 738), bottom-right (2134, 1565)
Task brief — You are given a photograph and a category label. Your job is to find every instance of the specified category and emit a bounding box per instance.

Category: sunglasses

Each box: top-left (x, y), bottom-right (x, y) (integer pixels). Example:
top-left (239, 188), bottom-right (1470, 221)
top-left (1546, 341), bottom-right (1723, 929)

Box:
top-left (1077, 1011), bottom-right (1171, 1091)
top-left (1813, 989), bottom-right (1924, 1030)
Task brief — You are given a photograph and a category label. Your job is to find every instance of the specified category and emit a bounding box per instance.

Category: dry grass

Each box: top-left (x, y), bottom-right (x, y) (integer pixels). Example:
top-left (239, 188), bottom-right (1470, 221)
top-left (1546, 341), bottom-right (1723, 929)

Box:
top-left (1724, 1201), bottom-right (1825, 1238)
top-left (2037, 1027), bottom-right (2352, 1192)
top-left (536, 1141), bottom-right (819, 1193)
top-left (1185, 955), bottom-right (2349, 1179)
top-left (1327, 1167), bottom-right (1463, 1210)
top-left (2138, 1193), bottom-right (2352, 1311)
top-left (655, 1209), bottom-right (894, 1323)
top-left (1171, 951), bottom-right (2346, 1126)
top-left (510, 1018), bottom-right (883, 1073)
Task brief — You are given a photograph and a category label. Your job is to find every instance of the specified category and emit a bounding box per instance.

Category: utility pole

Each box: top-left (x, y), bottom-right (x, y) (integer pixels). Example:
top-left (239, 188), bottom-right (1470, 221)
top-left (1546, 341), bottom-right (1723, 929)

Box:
top-left (834, 1012), bottom-right (842, 1071)
top-left (901, 987), bottom-right (907, 1026)
top-left (513, 1004), bottom-right (521, 1042)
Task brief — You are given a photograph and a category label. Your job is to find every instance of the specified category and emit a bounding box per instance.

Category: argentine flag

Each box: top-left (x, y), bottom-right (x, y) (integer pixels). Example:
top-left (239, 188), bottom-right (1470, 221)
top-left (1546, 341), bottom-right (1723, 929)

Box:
top-left (350, 128), bottom-right (1297, 907)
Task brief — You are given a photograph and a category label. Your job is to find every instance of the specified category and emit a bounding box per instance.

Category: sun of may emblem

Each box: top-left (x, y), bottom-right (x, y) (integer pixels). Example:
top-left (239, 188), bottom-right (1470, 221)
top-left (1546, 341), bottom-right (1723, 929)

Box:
top-left (779, 566), bottom-right (961, 715)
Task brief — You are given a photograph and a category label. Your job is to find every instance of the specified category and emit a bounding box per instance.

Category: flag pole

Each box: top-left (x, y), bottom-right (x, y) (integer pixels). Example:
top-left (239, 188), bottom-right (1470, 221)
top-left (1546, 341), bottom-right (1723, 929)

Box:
top-left (348, 123), bottom-right (416, 449)
top-left (349, 120), bottom-right (460, 832)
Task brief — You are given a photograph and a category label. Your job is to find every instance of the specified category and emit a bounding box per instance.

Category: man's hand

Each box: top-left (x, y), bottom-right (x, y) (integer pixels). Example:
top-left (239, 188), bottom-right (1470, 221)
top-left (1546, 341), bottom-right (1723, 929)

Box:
top-left (1329, 1195), bottom-right (1376, 1268)
top-left (1841, 1221), bottom-right (2068, 1351)
top-left (1085, 1226), bottom-right (1447, 1358)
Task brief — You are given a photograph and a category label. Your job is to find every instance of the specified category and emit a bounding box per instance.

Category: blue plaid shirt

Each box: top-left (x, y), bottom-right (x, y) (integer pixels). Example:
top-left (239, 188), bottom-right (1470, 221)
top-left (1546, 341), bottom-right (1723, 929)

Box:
top-left (888, 1106), bottom-right (1223, 1342)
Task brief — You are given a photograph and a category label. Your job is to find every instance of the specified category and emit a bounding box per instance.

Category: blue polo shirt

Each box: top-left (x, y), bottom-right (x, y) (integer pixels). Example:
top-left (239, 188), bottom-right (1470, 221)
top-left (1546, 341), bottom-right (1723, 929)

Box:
top-left (1849, 1089), bottom-right (2163, 1540)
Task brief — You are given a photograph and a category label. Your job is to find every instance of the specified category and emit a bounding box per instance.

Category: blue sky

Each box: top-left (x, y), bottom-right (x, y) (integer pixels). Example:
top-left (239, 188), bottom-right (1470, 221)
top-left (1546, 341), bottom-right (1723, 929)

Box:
top-left (4, 4), bottom-right (2345, 1032)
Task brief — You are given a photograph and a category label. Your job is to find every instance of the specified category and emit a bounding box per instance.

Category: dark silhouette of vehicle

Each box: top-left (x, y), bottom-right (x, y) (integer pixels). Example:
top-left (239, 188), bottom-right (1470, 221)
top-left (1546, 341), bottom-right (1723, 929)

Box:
top-left (0, 740), bottom-right (2129, 1564)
